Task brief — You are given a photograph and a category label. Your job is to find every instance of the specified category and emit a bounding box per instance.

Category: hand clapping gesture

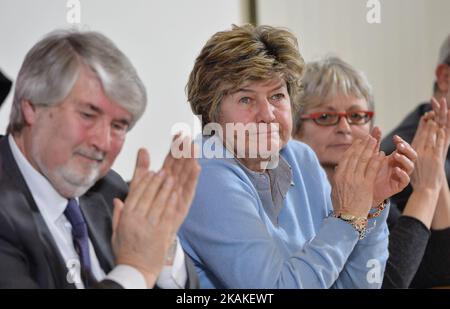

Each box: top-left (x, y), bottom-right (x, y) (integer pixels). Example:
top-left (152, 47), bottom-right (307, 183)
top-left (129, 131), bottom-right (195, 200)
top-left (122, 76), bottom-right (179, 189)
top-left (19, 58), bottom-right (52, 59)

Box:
top-left (424, 97), bottom-right (450, 160)
top-left (332, 135), bottom-right (384, 218)
top-left (410, 115), bottom-right (446, 191)
top-left (371, 127), bottom-right (417, 205)
top-left (111, 135), bottom-right (200, 288)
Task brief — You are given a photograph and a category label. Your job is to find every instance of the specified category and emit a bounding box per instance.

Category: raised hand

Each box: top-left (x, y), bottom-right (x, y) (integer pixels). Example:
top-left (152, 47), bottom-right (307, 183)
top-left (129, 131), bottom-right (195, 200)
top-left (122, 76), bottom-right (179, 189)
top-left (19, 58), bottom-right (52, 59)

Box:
top-left (162, 134), bottom-right (201, 235)
top-left (332, 135), bottom-right (384, 218)
top-left (428, 97), bottom-right (450, 159)
top-left (111, 147), bottom-right (196, 288)
top-left (371, 128), bottom-right (416, 205)
top-left (410, 117), bottom-right (446, 190)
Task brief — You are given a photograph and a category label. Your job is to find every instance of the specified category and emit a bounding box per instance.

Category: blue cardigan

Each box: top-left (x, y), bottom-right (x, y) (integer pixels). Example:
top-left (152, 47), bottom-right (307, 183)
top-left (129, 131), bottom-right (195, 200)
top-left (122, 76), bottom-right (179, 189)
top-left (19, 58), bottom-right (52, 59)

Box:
top-left (179, 137), bottom-right (389, 288)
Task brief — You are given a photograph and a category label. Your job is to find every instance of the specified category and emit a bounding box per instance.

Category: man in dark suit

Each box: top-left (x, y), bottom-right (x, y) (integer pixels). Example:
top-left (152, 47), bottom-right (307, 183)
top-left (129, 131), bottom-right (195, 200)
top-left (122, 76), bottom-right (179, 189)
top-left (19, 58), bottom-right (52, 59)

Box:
top-left (0, 29), bottom-right (200, 289)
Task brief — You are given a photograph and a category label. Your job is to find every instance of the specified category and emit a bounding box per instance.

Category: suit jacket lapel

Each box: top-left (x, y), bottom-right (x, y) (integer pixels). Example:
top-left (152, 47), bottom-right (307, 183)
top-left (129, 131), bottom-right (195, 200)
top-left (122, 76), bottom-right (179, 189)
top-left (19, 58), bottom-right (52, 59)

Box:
top-left (0, 137), bottom-right (75, 288)
top-left (80, 193), bottom-right (115, 273)
top-left (30, 208), bottom-right (75, 289)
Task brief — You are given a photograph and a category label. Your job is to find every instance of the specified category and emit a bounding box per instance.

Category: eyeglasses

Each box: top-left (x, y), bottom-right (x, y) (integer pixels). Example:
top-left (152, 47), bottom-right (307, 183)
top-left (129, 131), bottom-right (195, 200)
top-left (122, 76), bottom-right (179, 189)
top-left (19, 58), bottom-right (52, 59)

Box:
top-left (300, 111), bottom-right (374, 126)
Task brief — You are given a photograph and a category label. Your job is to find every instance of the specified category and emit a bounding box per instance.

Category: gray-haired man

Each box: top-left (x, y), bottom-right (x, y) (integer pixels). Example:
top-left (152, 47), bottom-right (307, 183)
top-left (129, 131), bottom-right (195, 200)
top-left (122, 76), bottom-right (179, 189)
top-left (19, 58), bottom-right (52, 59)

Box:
top-left (0, 29), bottom-right (200, 289)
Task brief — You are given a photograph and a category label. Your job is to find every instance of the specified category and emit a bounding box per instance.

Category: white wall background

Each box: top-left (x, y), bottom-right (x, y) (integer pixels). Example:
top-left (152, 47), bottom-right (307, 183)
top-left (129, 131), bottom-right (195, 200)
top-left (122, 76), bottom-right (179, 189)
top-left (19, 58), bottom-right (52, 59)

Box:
top-left (0, 0), bottom-right (242, 180)
top-left (257, 0), bottom-right (450, 136)
top-left (1, 0), bottom-right (450, 180)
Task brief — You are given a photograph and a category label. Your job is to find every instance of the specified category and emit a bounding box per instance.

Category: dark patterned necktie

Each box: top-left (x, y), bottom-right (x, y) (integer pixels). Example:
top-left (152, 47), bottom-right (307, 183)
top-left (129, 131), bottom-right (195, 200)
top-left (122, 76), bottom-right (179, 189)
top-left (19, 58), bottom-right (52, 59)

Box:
top-left (64, 198), bottom-right (97, 288)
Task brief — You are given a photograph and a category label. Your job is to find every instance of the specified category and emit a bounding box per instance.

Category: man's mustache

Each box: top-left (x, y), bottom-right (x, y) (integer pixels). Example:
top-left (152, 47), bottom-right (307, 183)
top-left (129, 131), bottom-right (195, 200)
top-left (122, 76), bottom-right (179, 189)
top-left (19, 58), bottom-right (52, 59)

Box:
top-left (74, 148), bottom-right (105, 163)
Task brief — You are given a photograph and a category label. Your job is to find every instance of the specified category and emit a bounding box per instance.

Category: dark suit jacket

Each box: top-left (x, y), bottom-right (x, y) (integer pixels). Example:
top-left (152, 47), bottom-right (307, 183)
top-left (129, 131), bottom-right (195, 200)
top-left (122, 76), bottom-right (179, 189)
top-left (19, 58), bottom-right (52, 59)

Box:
top-left (0, 135), bottom-right (198, 289)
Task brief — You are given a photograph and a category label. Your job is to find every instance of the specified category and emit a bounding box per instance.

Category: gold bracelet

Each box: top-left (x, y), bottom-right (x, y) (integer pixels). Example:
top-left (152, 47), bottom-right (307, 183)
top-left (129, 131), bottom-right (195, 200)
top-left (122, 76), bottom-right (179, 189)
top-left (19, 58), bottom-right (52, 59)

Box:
top-left (332, 212), bottom-right (368, 240)
top-left (368, 200), bottom-right (387, 219)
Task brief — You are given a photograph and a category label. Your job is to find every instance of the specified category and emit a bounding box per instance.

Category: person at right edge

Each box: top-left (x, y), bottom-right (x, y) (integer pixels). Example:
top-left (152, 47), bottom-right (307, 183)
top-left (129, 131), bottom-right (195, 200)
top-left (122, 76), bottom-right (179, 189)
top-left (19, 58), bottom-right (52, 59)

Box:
top-left (381, 34), bottom-right (450, 288)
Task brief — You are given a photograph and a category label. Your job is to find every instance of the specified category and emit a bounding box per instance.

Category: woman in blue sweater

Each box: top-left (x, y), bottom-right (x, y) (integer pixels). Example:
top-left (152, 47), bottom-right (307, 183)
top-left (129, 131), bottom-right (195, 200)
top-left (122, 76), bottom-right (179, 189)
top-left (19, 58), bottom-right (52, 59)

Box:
top-left (179, 24), bottom-right (416, 288)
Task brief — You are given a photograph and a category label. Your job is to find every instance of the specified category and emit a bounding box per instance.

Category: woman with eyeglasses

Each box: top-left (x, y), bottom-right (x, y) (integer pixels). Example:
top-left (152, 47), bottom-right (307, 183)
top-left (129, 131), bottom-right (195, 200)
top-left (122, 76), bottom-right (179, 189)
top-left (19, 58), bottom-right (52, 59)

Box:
top-left (293, 56), bottom-right (450, 288)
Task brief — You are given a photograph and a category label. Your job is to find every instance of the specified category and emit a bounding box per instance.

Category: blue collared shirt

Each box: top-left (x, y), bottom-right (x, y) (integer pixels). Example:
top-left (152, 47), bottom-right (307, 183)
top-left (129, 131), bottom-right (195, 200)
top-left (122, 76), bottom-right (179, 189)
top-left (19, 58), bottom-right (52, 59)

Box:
top-left (179, 135), bottom-right (389, 288)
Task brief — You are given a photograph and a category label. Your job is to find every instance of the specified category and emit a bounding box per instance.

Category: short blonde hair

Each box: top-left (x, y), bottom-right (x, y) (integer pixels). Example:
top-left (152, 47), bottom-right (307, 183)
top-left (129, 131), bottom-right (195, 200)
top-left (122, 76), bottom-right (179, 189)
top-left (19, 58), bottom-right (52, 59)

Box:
top-left (293, 56), bottom-right (374, 135)
top-left (187, 24), bottom-right (305, 128)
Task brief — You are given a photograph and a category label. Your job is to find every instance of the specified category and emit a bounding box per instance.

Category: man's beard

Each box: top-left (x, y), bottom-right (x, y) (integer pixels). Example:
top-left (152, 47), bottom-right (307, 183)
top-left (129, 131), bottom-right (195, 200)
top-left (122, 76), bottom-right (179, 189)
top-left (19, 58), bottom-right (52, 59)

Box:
top-left (54, 163), bottom-right (101, 197)
top-left (32, 143), bottom-right (103, 198)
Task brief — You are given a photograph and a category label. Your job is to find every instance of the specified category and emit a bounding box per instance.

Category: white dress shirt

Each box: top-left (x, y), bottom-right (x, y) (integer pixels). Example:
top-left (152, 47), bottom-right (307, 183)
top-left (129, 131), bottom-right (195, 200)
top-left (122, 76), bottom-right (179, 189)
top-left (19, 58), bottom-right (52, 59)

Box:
top-left (8, 135), bottom-right (187, 289)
